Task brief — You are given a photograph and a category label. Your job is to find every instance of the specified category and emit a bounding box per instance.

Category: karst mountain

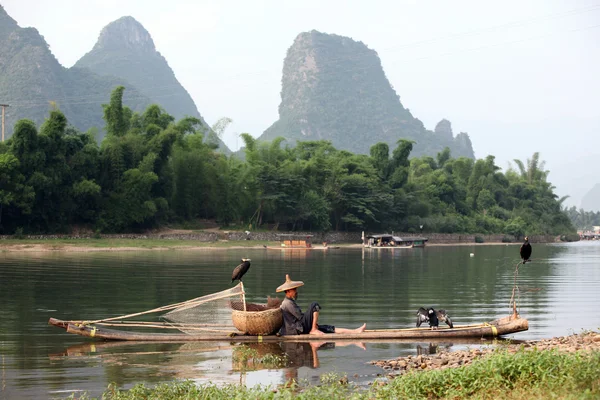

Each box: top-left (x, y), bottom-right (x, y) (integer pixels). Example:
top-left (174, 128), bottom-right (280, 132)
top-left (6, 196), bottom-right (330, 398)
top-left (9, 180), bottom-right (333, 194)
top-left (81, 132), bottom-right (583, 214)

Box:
top-left (0, 7), bottom-right (228, 150)
top-left (259, 30), bottom-right (475, 158)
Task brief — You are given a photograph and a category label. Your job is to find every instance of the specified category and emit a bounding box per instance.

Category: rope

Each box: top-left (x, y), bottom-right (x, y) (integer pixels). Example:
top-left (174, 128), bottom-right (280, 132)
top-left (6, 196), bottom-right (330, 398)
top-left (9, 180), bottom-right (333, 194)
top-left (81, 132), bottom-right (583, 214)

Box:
top-left (509, 260), bottom-right (523, 317)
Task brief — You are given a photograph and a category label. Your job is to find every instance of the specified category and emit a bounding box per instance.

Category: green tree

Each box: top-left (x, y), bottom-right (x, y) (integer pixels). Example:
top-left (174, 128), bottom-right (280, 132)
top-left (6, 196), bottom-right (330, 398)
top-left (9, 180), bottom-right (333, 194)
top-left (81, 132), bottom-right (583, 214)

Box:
top-left (0, 153), bottom-right (34, 232)
top-left (103, 86), bottom-right (130, 138)
top-left (476, 189), bottom-right (496, 215)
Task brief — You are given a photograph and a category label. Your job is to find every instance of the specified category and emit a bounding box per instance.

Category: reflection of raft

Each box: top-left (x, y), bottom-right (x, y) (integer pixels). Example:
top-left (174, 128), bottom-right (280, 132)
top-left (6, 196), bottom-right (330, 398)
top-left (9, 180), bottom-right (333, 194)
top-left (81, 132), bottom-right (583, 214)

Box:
top-left (48, 314), bottom-right (528, 342)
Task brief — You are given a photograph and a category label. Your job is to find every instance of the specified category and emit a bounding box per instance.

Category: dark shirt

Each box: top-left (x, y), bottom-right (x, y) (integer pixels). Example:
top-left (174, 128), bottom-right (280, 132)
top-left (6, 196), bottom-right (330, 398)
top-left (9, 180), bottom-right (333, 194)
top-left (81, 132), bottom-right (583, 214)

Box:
top-left (280, 297), bottom-right (304, 335)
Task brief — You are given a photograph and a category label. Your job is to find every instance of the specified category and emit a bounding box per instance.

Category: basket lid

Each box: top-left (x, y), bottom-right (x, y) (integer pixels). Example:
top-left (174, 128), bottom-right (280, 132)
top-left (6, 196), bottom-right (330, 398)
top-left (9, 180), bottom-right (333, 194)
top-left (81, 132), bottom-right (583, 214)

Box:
top-left (276, 274), bottom-right (304, 292)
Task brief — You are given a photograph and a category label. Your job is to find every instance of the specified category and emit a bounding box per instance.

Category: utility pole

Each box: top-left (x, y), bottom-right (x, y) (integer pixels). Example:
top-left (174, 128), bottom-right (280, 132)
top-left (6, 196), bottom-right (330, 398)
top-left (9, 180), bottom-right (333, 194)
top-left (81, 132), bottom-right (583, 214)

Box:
top-left (0, 104), bottom-right (8, 142)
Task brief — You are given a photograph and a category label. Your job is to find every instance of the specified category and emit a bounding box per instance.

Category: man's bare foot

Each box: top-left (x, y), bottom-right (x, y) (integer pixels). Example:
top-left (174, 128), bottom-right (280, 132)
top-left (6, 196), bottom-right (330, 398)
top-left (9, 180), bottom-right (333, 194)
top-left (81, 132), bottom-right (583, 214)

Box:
top-left (309, 329), bottom-right (325, 335)
top-left (354, 323), bottom-right (366, 333)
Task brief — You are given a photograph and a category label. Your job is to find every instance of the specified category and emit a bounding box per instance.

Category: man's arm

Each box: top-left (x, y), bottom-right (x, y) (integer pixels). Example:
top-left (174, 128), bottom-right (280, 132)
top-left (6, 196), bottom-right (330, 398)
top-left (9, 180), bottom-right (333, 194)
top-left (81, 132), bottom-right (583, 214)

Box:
top-left (281, 299), bottom-right (303, 320)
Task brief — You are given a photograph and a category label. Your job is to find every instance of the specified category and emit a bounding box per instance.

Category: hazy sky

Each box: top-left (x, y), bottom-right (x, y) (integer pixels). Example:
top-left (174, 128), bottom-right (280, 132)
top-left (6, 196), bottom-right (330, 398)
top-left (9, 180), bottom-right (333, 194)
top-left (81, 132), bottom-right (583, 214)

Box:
top-left (2, 0), bottom-right (599, 207)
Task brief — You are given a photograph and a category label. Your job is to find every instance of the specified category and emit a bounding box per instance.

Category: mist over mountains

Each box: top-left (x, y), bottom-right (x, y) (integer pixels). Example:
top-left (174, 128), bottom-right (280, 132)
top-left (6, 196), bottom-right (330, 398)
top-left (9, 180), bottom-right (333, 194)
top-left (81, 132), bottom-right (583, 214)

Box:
top-left (581, 184), bottom-right (600, 212)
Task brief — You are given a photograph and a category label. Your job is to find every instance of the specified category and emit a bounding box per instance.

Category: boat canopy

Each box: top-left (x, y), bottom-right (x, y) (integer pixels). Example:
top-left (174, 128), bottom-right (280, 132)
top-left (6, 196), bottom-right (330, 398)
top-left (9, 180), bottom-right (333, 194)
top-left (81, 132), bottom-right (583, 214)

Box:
top-left (366, 234), bottom-right (428, 245)
top-left (278, 234), bottom-right (314, 248)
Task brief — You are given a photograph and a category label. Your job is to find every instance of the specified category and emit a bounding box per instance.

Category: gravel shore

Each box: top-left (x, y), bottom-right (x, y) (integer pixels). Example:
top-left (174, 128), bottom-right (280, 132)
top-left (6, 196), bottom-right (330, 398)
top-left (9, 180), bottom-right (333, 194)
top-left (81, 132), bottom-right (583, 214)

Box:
top-left (370, 330), bottom-right (600, 380)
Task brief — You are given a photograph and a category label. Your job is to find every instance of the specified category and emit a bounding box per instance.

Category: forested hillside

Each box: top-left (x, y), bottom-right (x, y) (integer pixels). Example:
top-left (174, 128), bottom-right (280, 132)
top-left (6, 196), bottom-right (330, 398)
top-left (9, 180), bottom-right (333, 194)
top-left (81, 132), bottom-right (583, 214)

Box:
top-left (260, 30), bottom-right (475, 159)
top-left (565, 207), bottom-right (600, 230)
top-left (75, 17), bottom-right (210, 130)
top-left (0, 7), bottom-right (229, 152)
top-left (0, 5), bottom-right (149, 138)
top-left (0, 87), bottom-right (574, 236)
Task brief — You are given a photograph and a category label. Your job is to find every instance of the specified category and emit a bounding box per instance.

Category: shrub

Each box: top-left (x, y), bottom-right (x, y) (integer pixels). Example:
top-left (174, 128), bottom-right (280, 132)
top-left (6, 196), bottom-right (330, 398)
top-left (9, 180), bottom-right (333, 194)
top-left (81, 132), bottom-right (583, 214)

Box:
top-left (560, 233), bottom-right (580, 242)
top-left (475, 235), bottom-right (484, 243)
top-left (13, 227), bottom-right (24, 239)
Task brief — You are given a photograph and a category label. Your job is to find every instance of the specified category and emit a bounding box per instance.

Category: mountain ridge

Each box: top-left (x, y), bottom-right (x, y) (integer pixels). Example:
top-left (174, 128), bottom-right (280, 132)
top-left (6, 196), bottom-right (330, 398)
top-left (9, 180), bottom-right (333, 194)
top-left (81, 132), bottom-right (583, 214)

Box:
top-left (260, 30), bottom-right (475, 159)
top-left (0, 7), bottom-right (228, 151)
top-left (0, 6), bottom-right (151, 137)
top-left (75, 16), bottom-right (208, 126)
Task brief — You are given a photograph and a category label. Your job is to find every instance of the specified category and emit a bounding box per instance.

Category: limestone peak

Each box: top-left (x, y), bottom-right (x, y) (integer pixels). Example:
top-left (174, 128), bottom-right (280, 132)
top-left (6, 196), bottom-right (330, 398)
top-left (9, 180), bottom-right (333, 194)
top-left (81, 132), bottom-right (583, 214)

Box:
top-left (94, 16), bottom-right (155, 52)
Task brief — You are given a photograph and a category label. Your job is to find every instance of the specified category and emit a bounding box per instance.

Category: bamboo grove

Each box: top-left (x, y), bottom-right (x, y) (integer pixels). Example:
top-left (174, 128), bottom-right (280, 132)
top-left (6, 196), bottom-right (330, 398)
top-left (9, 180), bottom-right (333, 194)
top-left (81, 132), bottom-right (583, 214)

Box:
top-left (0, 87), bottom-right (575, 235)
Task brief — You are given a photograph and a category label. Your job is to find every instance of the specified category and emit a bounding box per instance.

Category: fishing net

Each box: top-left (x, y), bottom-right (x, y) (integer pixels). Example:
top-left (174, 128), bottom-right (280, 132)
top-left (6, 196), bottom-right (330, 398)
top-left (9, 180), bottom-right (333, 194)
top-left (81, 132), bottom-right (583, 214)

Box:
top-left (81, 283), bottom-right (282, 335)
top-left (162, 283), bottom-right (247, 335)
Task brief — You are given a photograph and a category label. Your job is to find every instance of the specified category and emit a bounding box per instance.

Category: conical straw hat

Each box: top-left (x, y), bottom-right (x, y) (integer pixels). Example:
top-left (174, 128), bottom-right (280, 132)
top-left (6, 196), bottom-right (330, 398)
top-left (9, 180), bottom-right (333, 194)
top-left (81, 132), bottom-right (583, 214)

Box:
top-left (276, 274), bottom-right (304, 292)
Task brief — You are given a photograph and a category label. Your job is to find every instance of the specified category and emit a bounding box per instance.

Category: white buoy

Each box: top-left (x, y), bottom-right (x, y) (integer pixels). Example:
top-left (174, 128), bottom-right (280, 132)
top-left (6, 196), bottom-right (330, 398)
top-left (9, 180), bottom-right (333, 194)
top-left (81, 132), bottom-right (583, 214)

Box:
top-left (469, 253), bottom-right (475, 257)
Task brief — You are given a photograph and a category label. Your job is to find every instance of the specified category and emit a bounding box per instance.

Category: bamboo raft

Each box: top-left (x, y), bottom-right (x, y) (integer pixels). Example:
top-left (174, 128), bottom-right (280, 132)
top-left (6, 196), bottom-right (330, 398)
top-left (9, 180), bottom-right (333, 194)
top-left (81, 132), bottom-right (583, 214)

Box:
top-left (48, 314), bottom-right (528, 342)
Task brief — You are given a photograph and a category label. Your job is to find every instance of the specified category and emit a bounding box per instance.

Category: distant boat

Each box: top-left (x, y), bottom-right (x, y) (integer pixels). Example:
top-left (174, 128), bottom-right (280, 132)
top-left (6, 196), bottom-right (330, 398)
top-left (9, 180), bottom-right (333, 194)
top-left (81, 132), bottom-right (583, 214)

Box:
top-left (365, 234), bottom-right (428, 248)
top-left (264, 234), bottom-right (339, 250)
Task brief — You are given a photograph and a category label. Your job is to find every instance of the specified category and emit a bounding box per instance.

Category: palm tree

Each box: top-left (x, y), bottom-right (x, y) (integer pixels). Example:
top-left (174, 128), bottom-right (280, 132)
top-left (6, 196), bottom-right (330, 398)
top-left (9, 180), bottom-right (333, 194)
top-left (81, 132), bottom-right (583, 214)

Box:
top-left (513, 152), bottom-right (549, 185)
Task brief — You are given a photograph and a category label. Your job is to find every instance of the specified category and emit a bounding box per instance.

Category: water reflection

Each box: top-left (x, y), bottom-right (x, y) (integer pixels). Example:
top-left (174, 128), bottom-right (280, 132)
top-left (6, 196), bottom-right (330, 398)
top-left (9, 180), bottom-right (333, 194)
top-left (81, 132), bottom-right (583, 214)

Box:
top-left (1, 242), bottom-right (599, 399)
top-left (233, 341), bottom-right (367, 385)
top-left (46, 336), bottom-right (520, 394)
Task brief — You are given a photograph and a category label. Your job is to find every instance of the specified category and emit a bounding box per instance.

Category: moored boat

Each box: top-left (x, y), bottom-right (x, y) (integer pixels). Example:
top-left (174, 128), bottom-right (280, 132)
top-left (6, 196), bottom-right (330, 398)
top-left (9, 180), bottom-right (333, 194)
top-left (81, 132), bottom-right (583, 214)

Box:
top-left (365, 234), bottom-right (428, 248)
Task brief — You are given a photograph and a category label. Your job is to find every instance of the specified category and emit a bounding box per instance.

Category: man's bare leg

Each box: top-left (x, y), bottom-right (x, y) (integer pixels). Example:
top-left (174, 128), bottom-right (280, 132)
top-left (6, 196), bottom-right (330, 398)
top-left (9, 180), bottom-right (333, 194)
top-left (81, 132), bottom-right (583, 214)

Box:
top-left (309, 311), bottom-right (325, 335)
top-left (333, 323), bottom-right (366, 334)
top-left (334, 341), bottom-right (367, 350)
top-left (309, 342), bottom-right (326, 367)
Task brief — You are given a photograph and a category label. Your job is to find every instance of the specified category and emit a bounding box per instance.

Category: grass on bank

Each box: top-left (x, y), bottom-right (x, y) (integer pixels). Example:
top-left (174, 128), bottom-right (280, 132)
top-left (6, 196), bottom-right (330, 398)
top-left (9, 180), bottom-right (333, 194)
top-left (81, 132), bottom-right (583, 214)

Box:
top-left (68, 347), bottom-right (600, 400)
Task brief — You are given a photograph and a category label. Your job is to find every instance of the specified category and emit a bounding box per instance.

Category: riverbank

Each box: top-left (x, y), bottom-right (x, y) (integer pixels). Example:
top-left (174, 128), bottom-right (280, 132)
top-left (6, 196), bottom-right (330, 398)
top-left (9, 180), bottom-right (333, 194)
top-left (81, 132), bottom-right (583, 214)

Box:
top-left (0, 240), bottom-right (525, 253)
top-left (0, 238), bottom-right (538, 252)
top-left (0, 239), bottom-right (277, 252)
top-left (370, 329), bottom-right (600, 378)
top-left (0, 229), bottom-right (561, 250)
top-left (69, 330), bottom-right (600, 399)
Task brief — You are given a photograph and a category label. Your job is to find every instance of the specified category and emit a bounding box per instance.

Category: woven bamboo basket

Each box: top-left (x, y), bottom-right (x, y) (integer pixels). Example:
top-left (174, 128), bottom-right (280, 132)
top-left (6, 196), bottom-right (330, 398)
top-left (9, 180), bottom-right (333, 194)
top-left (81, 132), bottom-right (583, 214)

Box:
top-left (230, 301), bottom-right (283, 335)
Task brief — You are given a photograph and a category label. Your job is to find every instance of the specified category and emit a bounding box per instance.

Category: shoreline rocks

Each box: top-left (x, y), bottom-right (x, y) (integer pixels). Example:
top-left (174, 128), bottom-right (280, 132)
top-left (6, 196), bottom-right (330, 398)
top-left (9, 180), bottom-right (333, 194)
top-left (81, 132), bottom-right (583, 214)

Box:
top-left (370, 331), bottom-right (600, 379)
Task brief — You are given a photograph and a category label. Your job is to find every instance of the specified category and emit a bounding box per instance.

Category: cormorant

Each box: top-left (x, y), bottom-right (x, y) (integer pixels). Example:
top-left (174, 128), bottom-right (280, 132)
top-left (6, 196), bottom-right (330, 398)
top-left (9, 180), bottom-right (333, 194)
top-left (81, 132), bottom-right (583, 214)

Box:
top-left (520, 237), bottom-right (532, 264)
top-left (427, 308), bottom-right (439, 329)
top-left (416, 307), bottom-right (429, 327)
top-left (231, 258), bottom-right (251, 282)
top-left (416, 307), bottom-right (453, 329)
top-left (436, 309), bottom-right (454, 328)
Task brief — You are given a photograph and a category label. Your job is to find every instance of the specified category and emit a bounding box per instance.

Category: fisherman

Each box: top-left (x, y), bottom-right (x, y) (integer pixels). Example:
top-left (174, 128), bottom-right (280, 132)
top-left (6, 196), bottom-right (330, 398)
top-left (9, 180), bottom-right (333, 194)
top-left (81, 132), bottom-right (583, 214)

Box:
top-left (276, 274), bottom-right (366, 335)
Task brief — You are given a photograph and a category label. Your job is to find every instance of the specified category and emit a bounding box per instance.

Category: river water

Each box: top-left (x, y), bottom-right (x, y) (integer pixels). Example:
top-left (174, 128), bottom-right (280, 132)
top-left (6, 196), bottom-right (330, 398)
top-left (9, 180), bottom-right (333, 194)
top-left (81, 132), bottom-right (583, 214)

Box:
top-left (1, 242), bottom-right (599, 398)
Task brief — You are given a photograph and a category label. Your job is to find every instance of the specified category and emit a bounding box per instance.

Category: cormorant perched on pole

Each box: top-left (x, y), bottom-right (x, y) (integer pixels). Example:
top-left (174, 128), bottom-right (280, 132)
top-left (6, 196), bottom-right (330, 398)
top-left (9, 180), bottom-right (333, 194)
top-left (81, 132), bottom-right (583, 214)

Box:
top-left (231, 258), bottom-right (251, 282)
top-left (520, 237), bottom-right (532, 264)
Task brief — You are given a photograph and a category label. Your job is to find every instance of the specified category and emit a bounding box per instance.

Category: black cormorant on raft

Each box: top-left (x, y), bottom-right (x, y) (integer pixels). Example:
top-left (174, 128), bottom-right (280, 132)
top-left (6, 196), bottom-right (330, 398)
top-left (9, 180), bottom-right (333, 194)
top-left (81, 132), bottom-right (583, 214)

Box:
top-left (232, 258), bottom-right (251, 283)
top-left (416, 307), bottom-right (454, 329)
top-left (520, 237), bottom-right (532, 264)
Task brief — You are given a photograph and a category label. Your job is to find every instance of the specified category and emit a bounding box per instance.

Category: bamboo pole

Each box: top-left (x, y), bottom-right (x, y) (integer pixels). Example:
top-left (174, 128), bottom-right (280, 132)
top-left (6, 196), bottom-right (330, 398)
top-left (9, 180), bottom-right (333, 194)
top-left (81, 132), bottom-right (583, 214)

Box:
top-left (61, 316), bottom-right (529, 341)
top-left (93, 321), bottom-right (232, 328)
top-left (241, 281), bottom-right (246, 311)
top-left (95, 322), bottom-right (233, 333)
